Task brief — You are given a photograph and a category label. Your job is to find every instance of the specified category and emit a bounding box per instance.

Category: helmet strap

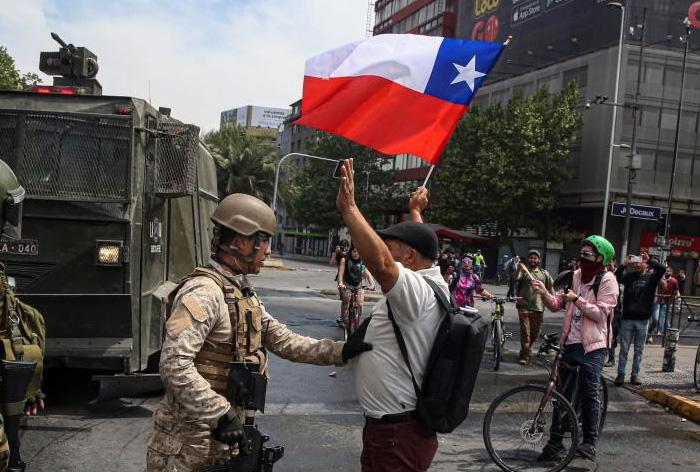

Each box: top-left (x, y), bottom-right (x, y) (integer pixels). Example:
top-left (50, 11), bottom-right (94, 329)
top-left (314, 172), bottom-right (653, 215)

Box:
top-left (215, 240), bottom-right (258, 274)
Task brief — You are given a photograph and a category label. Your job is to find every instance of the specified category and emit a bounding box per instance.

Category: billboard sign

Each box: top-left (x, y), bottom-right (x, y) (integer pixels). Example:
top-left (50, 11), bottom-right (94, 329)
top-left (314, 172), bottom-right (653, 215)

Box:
top-left (249, 107), bottom-right (289, 129)
top-left (458, 0), bottom-right (700, 82)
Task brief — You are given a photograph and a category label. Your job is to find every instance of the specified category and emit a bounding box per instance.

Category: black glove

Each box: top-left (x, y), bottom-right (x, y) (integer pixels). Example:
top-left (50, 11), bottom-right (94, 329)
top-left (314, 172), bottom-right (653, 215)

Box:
top-left (342, 316), bottom-right (373, 362)
top-left (212, 409), bottom-right (250, 455)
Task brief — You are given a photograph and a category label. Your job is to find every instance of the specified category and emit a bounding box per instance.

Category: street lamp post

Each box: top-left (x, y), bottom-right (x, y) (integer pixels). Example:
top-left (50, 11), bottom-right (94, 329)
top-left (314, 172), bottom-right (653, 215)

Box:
top-left (661, 18), bottom-right (693, 262)
top-left (600, 1), bottom-right (625, 237)
top-left (270, 152), bottom-right (340, 255)
top-left (271, 152), bottom-right (340, 212)
top-left (621, 7), bottom-right (647, 260)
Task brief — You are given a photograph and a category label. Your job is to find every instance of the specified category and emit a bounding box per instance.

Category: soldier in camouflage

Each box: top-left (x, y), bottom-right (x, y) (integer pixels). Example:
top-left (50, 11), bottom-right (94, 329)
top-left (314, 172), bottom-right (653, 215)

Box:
top-left (0, 159), bottom-right (45, 472)
top-left (147, 193), bottom-right (371, 472)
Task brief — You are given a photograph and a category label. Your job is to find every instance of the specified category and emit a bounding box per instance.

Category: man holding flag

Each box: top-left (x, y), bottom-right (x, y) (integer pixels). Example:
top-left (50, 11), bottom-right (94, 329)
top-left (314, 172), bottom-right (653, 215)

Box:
top-left (300, 32), bottom-right (505, 471)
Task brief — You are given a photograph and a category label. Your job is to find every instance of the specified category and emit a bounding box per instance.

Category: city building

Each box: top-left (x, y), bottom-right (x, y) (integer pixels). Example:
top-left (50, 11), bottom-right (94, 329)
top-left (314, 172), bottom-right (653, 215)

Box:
top-left (279, 99), bottom-right (317, 155)
top-left (455, 0), bottom-right (700, 288)
top-left (220, 104), bottom-right (289, 140)
top-left (374, 0), bottom-right (459, 36)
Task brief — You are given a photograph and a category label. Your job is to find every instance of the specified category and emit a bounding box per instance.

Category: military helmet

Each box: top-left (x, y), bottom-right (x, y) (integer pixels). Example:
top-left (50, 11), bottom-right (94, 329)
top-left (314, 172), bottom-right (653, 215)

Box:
top-left (582, 235), bottom-right (615, 266)
top-left (211, 193), bottom-right (276, 236)
top-left (0, 159), bottom-right (25, 240)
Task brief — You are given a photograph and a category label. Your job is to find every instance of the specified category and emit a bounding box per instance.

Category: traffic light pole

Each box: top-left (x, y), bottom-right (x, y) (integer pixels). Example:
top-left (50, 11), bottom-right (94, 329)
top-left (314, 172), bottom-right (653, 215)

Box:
top-left (660, 20), bottom-right (692, 263)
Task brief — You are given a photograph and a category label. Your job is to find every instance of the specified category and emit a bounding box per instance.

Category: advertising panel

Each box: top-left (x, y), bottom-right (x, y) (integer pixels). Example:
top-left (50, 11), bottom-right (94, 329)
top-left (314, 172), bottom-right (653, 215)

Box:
top-left (640, 231), bottom-right (700, 259)
top-left (458, 0), bottom-right (700, 82)
top-left (249, 106), bottom-right (289, 129)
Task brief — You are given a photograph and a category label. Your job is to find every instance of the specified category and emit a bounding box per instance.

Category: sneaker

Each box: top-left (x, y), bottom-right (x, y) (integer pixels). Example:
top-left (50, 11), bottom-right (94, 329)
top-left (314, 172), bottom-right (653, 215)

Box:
top-left (646, 335), bottom-right (653, 344)
top-left (537, 442), bottom-right (565, 462)
top-left (604, 357), bottom-right (616, 367)
top-left (577, 443), bottom-right (596, 461)
top-left (614, 374), bottom-right (624, 386)
top-left (630, 376), bottom-right (642, 386)
top-left (518, 358), bottom-right (528, 365)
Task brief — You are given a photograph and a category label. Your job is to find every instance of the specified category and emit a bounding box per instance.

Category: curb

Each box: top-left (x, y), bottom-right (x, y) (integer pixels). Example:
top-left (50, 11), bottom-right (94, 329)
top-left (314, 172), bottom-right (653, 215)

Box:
top-left (638, 389), bottom-right (700, 424)
top-left (263, 259), bottom-right (295, 270)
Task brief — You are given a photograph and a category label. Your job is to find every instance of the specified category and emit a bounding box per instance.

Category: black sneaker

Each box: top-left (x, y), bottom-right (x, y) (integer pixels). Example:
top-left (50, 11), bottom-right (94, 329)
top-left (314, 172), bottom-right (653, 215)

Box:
top-left (614, 374), bottom-right (624, 386)
top-left (537, 442), bottom-right (565, 462)
top-left (630, 376), bottom-right (642, 386)
top-left (577, 443), bottom-right (596, 461)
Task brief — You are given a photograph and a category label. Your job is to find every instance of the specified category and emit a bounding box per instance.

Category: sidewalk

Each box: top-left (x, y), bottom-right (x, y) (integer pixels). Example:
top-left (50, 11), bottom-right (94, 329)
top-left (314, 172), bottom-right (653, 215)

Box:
top-left (607, 342), bottom-right (700, 422)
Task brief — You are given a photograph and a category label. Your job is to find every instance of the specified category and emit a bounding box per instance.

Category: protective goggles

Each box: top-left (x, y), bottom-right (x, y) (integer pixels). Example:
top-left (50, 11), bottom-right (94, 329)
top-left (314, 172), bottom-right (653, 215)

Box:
top-left (3, 185), bottom-right (25, 240)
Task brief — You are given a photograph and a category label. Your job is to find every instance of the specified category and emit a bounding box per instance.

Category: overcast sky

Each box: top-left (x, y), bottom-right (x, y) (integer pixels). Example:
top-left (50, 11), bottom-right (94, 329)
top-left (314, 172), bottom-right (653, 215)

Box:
top-left (1, 0), bottom-right (367, 133)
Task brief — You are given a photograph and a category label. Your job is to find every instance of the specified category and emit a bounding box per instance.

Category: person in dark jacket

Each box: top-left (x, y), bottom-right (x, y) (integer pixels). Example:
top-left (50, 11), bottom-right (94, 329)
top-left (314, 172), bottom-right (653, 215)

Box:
top-left (614, 252), bottom-right (665, 386)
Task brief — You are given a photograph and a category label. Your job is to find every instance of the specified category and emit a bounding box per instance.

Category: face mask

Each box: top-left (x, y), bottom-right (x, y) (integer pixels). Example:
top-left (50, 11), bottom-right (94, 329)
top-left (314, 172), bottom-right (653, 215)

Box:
top-left (579, 257), bottom-right (604, 283)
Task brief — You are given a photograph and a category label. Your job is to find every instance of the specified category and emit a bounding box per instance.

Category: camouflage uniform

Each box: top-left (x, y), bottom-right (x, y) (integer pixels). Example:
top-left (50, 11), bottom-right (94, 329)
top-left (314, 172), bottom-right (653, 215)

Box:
top-left (147, 260), bottom-right (344, 471)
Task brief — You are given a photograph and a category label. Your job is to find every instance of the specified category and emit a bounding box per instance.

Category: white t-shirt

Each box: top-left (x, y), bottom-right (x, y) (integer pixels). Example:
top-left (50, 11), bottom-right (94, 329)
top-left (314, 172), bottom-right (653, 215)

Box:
top-left (354, 262), bottom-right (448, 418)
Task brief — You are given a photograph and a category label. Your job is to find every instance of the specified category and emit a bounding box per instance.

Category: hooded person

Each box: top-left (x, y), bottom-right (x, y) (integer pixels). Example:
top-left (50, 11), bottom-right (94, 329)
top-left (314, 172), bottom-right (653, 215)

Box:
top-left (514, 249), bottom-right (554, 364)
top-left (449, 256), bottom-right (493, 308)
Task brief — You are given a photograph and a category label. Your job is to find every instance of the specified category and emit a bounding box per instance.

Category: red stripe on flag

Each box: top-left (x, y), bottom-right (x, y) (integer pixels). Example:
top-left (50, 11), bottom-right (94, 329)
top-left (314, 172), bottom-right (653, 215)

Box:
top-left (295, 75), bottom-right (467, 164)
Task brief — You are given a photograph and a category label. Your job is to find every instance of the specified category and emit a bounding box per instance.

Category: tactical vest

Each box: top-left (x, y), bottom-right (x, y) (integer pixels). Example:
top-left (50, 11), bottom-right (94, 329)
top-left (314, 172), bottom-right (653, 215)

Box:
top-left (168, 266), bottom-right (267, 397)
top-left (0, 266), bottom-right (45, 415)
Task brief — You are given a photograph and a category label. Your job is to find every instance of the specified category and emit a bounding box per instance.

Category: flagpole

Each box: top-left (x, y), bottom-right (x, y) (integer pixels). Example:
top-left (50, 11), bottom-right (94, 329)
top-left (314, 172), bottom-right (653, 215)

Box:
top-left (421, 165), bottom-right (436, 187)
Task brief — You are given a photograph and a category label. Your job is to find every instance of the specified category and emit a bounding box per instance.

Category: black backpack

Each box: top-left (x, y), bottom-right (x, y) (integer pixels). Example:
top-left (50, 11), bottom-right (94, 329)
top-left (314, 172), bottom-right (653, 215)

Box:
top-left (386, 277), bottom-right (489, 434)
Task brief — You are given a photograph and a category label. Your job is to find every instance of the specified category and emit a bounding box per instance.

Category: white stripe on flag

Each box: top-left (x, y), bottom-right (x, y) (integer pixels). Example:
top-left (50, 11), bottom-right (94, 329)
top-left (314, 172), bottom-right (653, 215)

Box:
top-left (304, 34), bottom-right (443, 95)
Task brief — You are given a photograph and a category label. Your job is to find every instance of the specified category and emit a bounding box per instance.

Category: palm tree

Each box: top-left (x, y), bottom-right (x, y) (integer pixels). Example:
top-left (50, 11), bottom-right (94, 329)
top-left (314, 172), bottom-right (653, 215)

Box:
top-left (204, 126), bottom-right (277, 202)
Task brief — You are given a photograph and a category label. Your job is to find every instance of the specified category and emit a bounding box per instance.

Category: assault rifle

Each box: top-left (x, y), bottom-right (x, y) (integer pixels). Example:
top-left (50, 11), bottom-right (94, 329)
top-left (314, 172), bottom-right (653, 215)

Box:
top-left (200, 362), bottom-right (284, 472)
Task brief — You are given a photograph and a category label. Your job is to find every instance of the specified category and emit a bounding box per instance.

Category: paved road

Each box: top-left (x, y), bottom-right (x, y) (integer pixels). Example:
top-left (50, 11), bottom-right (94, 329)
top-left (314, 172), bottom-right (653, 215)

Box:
top-left (19, 259), bottom-right (700, 471)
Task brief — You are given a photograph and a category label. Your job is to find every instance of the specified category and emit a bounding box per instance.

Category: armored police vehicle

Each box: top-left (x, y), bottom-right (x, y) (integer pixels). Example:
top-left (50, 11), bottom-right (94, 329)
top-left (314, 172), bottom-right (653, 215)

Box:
top-left (0, 34), bottom-right (218, 375)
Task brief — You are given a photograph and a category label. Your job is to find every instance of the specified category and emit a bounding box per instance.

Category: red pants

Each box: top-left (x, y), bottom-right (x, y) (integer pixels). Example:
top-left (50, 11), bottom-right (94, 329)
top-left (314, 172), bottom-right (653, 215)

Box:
top-left (361, 420), bottom-right (437, 472)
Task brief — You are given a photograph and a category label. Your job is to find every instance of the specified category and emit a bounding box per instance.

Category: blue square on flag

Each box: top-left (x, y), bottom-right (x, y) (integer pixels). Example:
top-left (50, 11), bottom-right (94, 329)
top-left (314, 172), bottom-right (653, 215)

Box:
top-left (424, 39), bottom-right (503, 106)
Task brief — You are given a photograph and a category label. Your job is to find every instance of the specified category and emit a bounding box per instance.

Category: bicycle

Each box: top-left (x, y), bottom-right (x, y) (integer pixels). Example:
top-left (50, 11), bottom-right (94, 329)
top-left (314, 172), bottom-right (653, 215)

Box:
top-left (341, 286), bottom-right (366, 341)
top-left (483, 333), bottom-right (608, 472)
top-left (486, 296), bottom-right (511, 371)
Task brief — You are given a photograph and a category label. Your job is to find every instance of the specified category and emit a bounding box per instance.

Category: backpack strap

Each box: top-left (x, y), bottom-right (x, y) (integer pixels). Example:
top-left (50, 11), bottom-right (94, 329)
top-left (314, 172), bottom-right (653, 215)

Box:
top-left (386, 277), bottom-right (451, 400)
top-left (590, 271), bottom-right (614, 348)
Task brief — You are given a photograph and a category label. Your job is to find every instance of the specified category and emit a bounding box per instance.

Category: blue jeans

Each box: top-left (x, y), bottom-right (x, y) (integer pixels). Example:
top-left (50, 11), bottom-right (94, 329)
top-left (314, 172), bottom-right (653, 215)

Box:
top-left (552, 344), bottom-right (607, 446)
top-left (617, 319), bottom-right (649, 378)
top-left (651, 303), bottom-right (670, 334)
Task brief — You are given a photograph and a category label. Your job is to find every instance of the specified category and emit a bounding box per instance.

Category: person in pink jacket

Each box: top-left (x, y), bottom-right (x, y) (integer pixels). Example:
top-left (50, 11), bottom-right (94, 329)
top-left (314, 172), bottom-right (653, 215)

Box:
top-left (531, 235), bottom-right (619, 463)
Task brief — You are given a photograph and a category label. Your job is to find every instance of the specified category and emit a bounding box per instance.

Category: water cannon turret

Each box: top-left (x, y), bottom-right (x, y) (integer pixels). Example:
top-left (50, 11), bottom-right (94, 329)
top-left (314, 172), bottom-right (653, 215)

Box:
top-left (38, 32), bottom-right (101, 95)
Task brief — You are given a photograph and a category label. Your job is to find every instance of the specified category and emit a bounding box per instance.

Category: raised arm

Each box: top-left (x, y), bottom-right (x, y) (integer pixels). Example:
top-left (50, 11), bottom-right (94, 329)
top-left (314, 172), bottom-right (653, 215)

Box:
top-left (337, 159), bottom-right (399, 292)
top-left (409, 186), bottom-right (429, 223)
top-left (337, 257), bottom-right (346, 288)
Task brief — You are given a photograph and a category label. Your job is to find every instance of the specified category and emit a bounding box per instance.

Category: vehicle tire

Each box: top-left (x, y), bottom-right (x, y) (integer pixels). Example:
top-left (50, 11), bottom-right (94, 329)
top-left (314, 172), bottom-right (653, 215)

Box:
top-left (483, 385), bottom-right (579, 472)
top-left (694, 343), bottom-right (700, 391)
top-left (493, 321), bottom-right (503, 371)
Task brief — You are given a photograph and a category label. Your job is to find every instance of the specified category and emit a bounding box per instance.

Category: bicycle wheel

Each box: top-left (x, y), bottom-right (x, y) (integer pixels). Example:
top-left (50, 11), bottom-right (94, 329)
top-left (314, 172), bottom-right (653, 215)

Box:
top-left (493, 321), bottom-right (503, 371)
top-left (598, 377), bottom-right (608, 435)
top-left (694, 343), bottom-right (700, 391)
top-left (483, 385), bottom-right (579, 472)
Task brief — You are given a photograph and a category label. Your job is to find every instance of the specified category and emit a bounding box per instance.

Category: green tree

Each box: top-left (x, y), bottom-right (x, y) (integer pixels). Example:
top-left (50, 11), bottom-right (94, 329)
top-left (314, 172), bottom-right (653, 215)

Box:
top-left (433, 81), bottom-right (583, 243)
top-left (0, 46), bottom-right (40, 90)
top-left (204, 126), bottom-right (277, 202)
top-left (284, 133), bottom-right (401, 230)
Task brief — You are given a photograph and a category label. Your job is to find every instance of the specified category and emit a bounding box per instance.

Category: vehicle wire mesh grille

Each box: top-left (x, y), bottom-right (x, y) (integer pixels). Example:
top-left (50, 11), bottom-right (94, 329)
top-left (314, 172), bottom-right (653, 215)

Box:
top-left (0, 111), bottom-right (131, 202)
top-left (153, 121), bottom-right (199, 196)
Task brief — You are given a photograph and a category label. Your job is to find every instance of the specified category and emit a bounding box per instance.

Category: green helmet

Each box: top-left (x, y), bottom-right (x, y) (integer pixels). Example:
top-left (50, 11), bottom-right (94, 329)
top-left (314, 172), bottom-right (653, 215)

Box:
top-left (582, 235), bottom-right (615, 265)
top-left (0, 159), bottom-right (25, 240)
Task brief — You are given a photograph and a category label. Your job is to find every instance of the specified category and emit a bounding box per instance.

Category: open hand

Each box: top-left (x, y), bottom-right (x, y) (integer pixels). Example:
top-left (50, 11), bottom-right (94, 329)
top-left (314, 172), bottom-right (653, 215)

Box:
top-left (336, 158), bottom-right (357, 214)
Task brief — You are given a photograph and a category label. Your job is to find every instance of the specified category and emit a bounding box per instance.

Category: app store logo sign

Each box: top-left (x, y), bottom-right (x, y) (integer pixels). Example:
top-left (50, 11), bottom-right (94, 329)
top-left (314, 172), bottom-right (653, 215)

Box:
top-left (691, 2), bottom-right (700, 29)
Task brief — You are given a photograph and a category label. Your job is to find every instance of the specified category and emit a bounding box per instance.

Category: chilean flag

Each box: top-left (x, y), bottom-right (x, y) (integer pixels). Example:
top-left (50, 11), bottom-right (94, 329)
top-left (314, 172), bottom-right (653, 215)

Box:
top-left (295, 34), bottom-right (504, 164)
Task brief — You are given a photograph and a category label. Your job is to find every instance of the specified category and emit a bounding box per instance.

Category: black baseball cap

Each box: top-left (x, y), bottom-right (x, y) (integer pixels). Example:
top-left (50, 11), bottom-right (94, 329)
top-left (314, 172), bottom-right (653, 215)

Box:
top-left (376, 221), bottom-right (439, 260)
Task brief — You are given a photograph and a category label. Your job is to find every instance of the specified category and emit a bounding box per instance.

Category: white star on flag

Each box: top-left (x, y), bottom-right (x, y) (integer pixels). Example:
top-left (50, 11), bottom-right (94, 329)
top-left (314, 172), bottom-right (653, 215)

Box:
top-left (450, 56), bottom-right (486, 91)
